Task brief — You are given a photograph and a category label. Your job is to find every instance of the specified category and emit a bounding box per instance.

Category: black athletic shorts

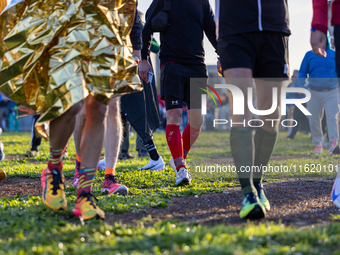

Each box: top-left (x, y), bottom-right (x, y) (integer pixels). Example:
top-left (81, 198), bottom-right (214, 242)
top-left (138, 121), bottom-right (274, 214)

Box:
top-left (160, 63), bottom-right (208, 110)
top-left (218, 31), bottom-right (289, 79)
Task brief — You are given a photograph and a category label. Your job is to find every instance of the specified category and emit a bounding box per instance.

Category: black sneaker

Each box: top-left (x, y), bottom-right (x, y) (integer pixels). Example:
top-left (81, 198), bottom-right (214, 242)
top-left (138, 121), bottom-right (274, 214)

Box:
top-left (118, 151), bottom-right (135, 160)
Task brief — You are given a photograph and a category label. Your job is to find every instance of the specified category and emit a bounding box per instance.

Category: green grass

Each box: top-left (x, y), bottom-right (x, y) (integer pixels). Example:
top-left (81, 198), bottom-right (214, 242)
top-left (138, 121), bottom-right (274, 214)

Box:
top-left (1, 131), bottom-right (340, 254)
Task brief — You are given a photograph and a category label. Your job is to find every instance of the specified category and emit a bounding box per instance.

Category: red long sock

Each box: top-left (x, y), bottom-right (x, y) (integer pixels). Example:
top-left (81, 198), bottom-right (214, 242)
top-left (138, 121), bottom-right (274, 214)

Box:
top-left (182, 124), bottom-right (201, 159)
top-left (166, 124), bottom-right (185, 170)
top-left (47, 147), bottom-right (64, 171)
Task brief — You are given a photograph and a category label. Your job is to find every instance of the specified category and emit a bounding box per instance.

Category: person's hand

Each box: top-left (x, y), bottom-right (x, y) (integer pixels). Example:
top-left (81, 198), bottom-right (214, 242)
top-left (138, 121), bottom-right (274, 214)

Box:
top-left (310, 30), bottom-right (327, 57)
top-left (132, 50), bottom-right (141, 62)
top-left (138, 59), bottom-right (152, 83)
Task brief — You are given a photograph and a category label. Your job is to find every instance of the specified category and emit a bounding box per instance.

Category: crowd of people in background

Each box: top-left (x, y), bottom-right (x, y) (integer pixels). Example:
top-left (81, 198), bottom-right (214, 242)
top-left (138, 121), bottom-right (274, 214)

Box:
top-left (0, 94), bottom-right (18, 132)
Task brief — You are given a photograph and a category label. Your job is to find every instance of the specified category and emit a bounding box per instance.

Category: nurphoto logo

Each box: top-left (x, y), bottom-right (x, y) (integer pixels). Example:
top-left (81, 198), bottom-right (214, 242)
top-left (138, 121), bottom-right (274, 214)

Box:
top-left (200, 84), bottom-right (311, 128)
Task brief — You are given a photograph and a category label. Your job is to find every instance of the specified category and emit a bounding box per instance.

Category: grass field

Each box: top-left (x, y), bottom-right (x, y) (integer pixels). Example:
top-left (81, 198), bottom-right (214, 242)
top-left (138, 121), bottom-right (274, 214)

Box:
top-left (1, 130), bottom-right (340, 254)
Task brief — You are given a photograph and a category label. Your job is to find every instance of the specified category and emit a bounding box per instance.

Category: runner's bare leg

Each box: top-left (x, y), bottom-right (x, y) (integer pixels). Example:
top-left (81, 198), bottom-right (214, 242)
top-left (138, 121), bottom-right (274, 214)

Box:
top-left (80, 95), bottom-right (108, 169)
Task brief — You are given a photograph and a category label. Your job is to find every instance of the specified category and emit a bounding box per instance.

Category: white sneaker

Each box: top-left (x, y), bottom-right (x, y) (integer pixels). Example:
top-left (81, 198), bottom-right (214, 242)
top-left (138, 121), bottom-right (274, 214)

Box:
top-left (332, 171), bottom-right (340, 208)
top-left (175, 167), bottom-right (191, 186)
top-left (0, 141), bottom-right (5, 161)
top-left (138, 156), bottom-right (165, 171)
top-left (314, 145), bottom-right (323, 155)
top-left (97, 158), bottom-right (106, 170)
top-left (169, 157), bottom-right (186, 173)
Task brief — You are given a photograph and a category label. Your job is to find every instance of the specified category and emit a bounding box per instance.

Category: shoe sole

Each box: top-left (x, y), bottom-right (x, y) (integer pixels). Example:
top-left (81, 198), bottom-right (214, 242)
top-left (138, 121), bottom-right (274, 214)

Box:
top-left (175, 178), bottom-right (190, 186)
top-left (73, 209), bottom-right (105, 220)
top-left (138, 164), bottom-right (165, 171)
top-left (243, 205), bottom-right (266, 219)
top-left (118, 156), bottom-right (135, 160)
top-left (101, 186), bottom-right (129, 196)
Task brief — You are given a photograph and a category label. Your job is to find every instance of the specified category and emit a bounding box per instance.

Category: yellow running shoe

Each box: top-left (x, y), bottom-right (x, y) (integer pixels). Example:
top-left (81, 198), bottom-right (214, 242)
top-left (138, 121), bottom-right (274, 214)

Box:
top-left (0, 169), bottom-right (6, 181)
top-left (73, 191), bottom-right (105, 220)
top-left (41, 168), bottom-right (67, 210)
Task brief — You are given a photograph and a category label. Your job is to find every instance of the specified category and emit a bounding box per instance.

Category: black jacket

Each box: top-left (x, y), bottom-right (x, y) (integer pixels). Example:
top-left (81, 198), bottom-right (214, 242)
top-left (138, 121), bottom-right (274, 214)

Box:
top-left (130, 5), bottom-right (142, 50)
top-left (142, 0), bottom-right (217, 65)
top-left (216, 0), bottom-right (290, 38)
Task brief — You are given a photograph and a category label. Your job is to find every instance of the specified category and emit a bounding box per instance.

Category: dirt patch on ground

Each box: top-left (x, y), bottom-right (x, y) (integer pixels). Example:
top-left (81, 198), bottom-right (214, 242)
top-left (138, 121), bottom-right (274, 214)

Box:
top-left (0, 177), bottom-right (73, 197)
top-left (1, 177), bottom-right (339, 227)
top-left (109, 178), bottom-right (340, 227)
top-left (5, 154), bottom-right (26, 160)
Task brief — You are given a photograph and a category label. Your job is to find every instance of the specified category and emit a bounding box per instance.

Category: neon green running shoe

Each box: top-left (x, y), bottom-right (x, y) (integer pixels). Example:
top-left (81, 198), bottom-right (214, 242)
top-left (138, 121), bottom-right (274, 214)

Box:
top-left (240, 192), bottom-right (266, 219)
top-left (254, 182), bottom-right (270, 211)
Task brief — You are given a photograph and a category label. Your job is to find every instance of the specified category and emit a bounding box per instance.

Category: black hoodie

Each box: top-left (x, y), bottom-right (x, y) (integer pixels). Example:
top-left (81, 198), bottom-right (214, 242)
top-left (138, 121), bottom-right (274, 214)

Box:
top-left (141, 0), bottom-right (217, 66)
top-left (215, 0), bottom-right (290, 38)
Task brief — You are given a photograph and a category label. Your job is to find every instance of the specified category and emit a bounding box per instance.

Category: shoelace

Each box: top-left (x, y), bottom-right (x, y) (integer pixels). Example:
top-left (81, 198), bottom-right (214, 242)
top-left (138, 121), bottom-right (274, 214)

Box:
top-left (242, 192), bottom-right (257, 205)
top-left (177, 168), bottom-right (189, 178)
top-left (105, 175), bottom-right (118, 184)
top-left (47, 169), bottom-right (64, 195)
top-left (75, 161), bottom-right (81, 171)
top-left (254, 183), bottom-right (265, 199)
top-left (79, 192), bottom-right (98, 209)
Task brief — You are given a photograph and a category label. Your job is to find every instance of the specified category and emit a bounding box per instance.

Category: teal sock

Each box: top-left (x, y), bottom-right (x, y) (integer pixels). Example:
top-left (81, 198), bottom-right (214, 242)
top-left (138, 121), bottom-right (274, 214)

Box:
top-left (253, 127), bottom-right (278, 183)
top-left (230, 127), bottom-right (255, 198)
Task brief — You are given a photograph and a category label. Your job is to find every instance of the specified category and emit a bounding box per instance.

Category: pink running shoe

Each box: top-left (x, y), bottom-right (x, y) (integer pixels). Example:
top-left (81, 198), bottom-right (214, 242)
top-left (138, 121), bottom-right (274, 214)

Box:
top-left (101, 175), bottom-right (128, 195)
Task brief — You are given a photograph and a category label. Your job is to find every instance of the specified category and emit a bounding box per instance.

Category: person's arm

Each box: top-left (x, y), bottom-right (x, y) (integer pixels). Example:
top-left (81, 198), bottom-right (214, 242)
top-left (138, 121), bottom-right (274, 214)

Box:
top-left (296, 53), bottom-right (310, 88)
top-left (311, 0), bottom-right (328, 57)
top-left (312, 0), bottom-right (328, 35)
top-left (130, 8), bottom-right (142, 51)
top-left (141, 0), bottom-right (163, 60)
top-left (140, 0), bottom-right (163, 82)
top-left (203, 0), bottom-right (217, 51)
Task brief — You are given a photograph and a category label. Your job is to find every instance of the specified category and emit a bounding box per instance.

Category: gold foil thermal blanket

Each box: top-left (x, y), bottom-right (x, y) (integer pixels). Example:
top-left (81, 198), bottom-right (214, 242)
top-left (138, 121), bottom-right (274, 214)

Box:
top-left (0, 0), bottom-right (141, 127)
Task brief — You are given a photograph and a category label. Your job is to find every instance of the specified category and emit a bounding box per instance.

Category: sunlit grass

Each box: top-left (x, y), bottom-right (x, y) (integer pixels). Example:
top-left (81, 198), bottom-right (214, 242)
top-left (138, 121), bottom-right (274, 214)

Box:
top-left (1, 131), bottom-right (340, 254)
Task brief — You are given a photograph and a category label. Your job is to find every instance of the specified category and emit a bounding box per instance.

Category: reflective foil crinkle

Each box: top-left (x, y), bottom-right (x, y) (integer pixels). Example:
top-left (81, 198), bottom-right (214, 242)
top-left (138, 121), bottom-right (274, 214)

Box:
top-left (0, 0), bottom-right (141, 130)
